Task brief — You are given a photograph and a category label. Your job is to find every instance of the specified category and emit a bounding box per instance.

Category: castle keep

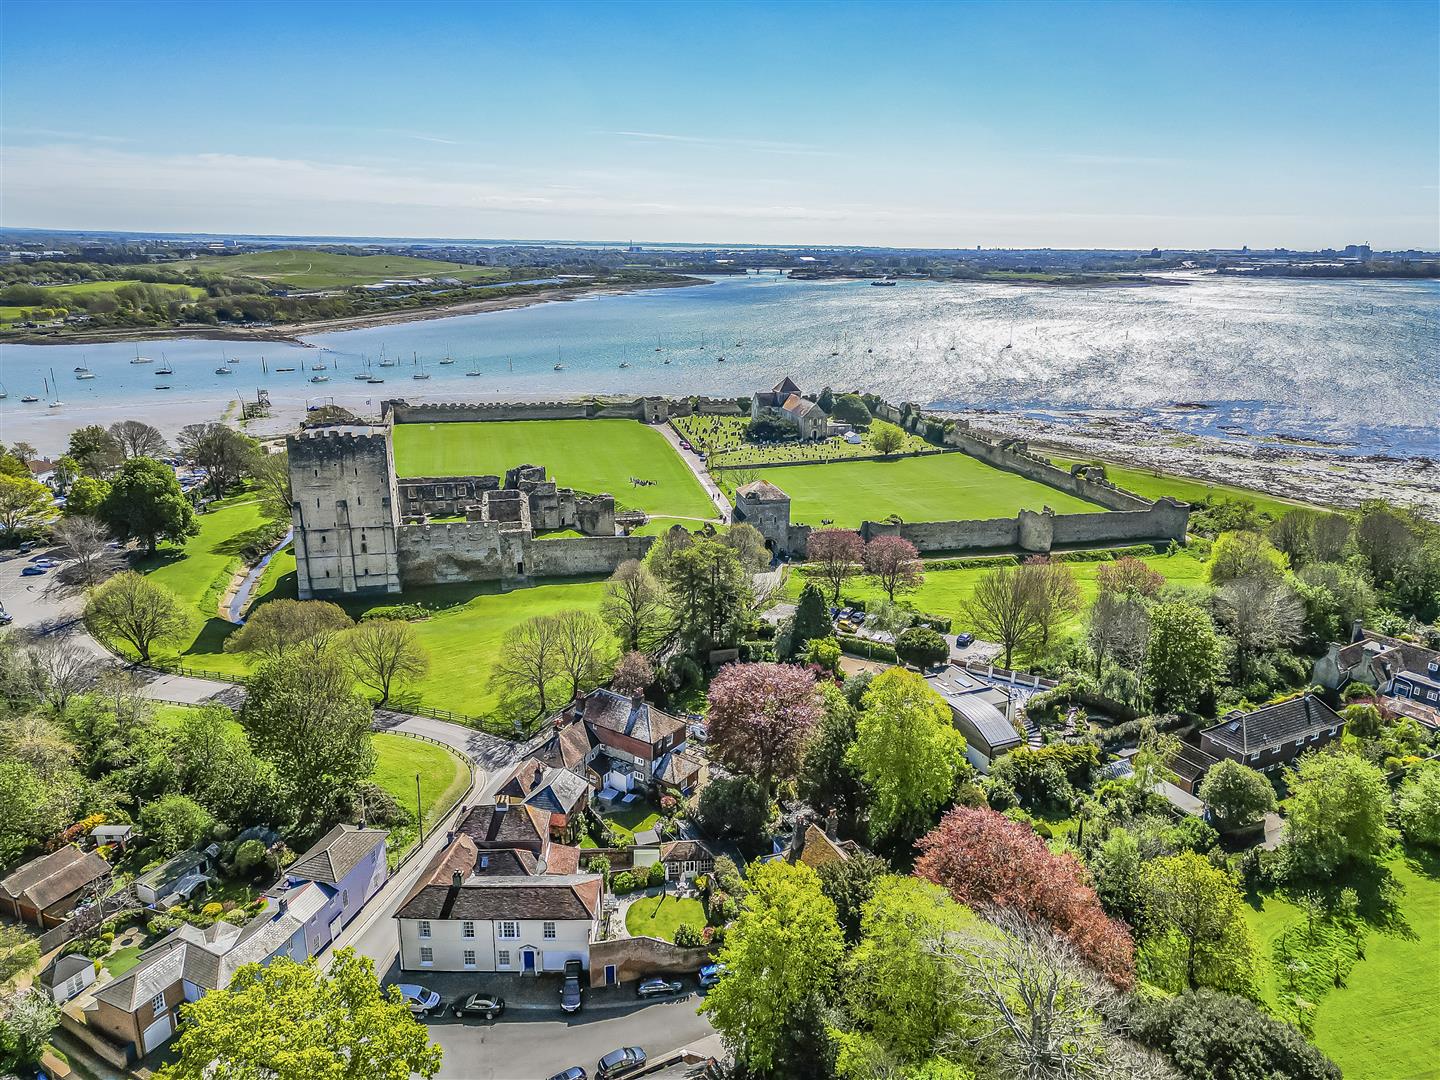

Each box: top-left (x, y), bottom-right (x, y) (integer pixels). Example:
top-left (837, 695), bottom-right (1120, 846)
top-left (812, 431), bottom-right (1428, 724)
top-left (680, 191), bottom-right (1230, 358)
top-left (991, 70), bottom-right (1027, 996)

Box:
top-left (287, 419), bottom-right (649, 599)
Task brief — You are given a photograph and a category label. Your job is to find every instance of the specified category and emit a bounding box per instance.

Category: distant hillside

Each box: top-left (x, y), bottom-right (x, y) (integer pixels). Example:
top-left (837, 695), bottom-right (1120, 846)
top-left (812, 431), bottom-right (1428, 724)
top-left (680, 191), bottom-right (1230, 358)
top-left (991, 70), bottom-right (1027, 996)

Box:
top-left (175, 249), bottom-right (509, 291)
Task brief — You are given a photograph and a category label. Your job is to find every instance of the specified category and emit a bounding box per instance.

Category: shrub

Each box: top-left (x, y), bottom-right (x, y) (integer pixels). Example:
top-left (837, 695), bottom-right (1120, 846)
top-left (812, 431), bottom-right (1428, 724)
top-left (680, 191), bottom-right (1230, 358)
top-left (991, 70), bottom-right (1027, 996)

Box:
top-left (674, 923), bottom-right (703, 948)
top-left (1341, 682), bottom-right (1376, 702)
top-left (647, 862), bottom-right (667, 888)
top-left (360, 603), bottom-right (429, 622)
top-left (837, 635), bottom-right (898, 663)
top-left (147, 914), bottom-right (181, 937)
top-left (200, 902), bottom-right (224, 920)
top-left (233, 839), bottom-right (268, 876)
top-left (221, 908), bottom-right (250, 925)
top-left (611, 871), bottom-right (638, 894)
top-left (895, 626), bottom-right (949, 669)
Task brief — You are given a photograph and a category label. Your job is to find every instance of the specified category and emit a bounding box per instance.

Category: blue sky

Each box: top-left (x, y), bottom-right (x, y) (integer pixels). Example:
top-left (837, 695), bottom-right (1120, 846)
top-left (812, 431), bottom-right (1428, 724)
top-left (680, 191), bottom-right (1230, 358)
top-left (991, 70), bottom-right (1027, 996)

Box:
top-left (2, 0), bottom-right (1436, 248)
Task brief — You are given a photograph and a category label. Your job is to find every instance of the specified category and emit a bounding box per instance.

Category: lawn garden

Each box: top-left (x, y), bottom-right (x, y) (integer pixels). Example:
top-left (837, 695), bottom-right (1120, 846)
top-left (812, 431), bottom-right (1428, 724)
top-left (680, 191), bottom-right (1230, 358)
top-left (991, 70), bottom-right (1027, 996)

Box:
top-left (1049, 456), bottom-right (1320, 518)
top-left (392, 419), bottom-right (717, 520)
top-left (723, 452), bottom-right (1106, 528)
top-left (786, 547), bottom-right (1209, 631)
top-left (1242, 849), bottom-right (1440, 1080)
top-left (623, 892), bottom-right (708, 943)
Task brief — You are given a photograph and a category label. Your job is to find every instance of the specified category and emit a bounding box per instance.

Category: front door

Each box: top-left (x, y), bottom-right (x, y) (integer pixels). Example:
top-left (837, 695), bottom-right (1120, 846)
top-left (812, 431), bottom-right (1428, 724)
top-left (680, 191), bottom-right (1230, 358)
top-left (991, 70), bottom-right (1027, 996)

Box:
top-left (605, 964), bottom-right (617, 986)
top-left (522, 949), bottom-right (537, 973)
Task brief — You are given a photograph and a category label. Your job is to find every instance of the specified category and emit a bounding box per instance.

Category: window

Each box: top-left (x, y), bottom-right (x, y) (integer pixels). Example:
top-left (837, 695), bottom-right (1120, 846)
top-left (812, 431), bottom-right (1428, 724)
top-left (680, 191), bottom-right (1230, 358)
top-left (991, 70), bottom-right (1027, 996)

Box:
top-left (463, 921), bottom-right (475, 939)
top-left (463, 949), bottom-right (476, 968)
top-left (497, 949), bottom-right (511, 968)
top-left (342, 890), bottom-right (349, 907)
top-left (499, 921), bottom-right (520, 939)
top-left (1249, 753), bottom-right (1259, 762)
top-left (150, 992), bottom-right (167, 1016)
top-left (1428, 691), bottom-right (1438, 703)
top-left (419, 946), bottom-right (433, 966)
top-left (1295, 738), bottom-right (1305, 747)
top-left (543, 921), bottom-right (556, 940)
top-left (418, 920), bottom-right (431, 939)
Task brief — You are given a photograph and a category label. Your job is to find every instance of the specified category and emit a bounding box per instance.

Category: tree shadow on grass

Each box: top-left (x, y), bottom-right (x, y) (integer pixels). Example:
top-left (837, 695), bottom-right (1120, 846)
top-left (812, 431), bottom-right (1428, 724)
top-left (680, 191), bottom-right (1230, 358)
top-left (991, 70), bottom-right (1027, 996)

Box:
top-left (210, 524), bottom-right (285, 561)
top-left (1401, 843), bottom-right (1440, 882)
top-left (1282, 860), bottom-right (1413, 940)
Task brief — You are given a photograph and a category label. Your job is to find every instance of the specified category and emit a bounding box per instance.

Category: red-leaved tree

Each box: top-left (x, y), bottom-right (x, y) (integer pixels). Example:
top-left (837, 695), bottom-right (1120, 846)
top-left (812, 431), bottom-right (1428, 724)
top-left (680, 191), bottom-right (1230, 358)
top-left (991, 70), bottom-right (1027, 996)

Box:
top-left (806, 529), bottom-right (866, 603)
top-left (862, 534), bottom-right (923, 601)
top-left (706, 662), bottom-right (823, 793)
top-left (914, 806), bottom-right (1135, 988)
top-left (1096, 556), bottom-right (1166, 598)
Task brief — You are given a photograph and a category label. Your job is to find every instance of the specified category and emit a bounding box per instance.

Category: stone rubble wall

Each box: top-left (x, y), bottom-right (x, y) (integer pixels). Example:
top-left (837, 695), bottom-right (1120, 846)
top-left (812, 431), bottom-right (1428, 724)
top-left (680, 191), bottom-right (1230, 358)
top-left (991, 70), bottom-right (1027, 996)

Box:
top-left (588, 934), bottom-right (713, 986)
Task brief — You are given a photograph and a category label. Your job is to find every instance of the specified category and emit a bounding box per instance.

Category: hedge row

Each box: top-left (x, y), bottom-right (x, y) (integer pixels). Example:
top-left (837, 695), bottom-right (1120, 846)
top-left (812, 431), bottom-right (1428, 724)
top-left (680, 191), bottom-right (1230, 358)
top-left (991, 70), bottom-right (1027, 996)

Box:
top-left (838, 635), bottom-right (898, 663)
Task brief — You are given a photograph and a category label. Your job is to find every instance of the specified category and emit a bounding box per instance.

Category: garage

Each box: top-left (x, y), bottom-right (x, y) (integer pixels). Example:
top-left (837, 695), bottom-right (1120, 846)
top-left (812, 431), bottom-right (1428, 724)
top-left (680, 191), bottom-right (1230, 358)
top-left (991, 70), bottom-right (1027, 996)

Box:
top-left (142, 1010), bottom-right (174, 1054)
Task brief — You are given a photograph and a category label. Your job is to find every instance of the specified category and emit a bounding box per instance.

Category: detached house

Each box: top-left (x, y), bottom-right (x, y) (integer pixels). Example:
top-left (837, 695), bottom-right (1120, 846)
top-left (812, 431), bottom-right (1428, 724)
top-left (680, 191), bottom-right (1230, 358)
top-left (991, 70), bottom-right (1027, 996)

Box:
top-left (1199, 695), bottom-right (1345, 774)
top-left (495, 757), bottom-right (592, 840)
top-left (394, 799), bottom-right (601, 975)
top-left (541, 688), bottom-right (702, 796)
top-left (1, 846), bottom-right (111, 927)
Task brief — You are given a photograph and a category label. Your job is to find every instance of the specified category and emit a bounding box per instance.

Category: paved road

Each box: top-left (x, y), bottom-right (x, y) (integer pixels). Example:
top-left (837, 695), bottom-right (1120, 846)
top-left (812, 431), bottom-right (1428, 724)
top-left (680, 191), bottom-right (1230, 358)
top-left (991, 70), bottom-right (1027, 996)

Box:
top-left (656, 422), bottom-right (731, 524)
top-left (420, 995), bottom-right (716, 1079)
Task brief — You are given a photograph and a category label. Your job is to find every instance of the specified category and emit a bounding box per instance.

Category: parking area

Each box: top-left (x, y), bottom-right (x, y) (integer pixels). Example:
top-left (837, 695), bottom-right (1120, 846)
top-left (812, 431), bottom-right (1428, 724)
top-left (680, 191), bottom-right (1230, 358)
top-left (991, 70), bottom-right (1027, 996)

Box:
top-left (385, 971), bottom-right (714, 1080)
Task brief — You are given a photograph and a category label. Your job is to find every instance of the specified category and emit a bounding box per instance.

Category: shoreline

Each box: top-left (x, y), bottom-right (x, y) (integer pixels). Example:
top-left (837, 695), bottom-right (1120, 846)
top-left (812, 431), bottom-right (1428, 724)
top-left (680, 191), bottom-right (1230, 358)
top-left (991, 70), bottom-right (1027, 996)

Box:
top-left (0, 276), bottom-right (708, 347)
top-left (948, 409), bottom-right (1439, 518)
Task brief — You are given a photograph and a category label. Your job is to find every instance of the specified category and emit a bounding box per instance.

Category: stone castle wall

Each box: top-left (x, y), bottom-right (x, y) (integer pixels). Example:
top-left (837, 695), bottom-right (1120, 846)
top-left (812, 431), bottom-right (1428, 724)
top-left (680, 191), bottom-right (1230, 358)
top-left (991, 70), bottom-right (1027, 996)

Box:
top-left (854, 498), bottom-right (1189, 555)
top-left (396, 524), bottom-right (652, 587)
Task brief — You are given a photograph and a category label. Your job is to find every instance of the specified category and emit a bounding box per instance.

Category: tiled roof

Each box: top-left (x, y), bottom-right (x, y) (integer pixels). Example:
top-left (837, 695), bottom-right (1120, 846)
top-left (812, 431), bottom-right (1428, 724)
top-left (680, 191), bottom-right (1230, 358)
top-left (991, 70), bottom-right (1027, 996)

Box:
top-left (1201, 695), bottom-right (1344, 756)
top-left (1172, 744), bottom-right (1220, 785)
top-left (659, 839), bottom-right (715, 864)
top-left (653, 749), bottom-right (703, 788)
top-left (459, 802), bottom-right (550, 850)
top-left (499, 758), bottom-right (591, 815)
top-left (793, 824), bottom-right (851, 870)
top-left (473, 849), bottom-right (539, 877)
top-left (735, 479), bottom-right (789, 502)
top-left (0, 846), bottom-right (110, 910)
top-left (42, 953), bottom-right (93, 988)
top-left (782, 393), bottom-right (824, 418)
top-left (287, 824), bottom-right (387, 885)
top-left (579, 688), bottom-right (685, 747)
top-left (539, 720), bottom-right (600, 772)
top-left (771, 377), bottom-right (801, 395)
top-left (395, 877), bottom-right (603, 922)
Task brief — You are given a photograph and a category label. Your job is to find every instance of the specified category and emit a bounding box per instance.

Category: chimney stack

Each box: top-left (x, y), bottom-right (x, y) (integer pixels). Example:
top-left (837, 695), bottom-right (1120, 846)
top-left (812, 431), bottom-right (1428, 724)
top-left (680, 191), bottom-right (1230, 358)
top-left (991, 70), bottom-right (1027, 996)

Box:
top-left (790, 817), bottom-right (806, 856)
top-left (451, 870), bottom-right (463, 889)
top-left (1351, 619), bottom-right (1364, 643)
top-left (825, 811), bottom-right (838, 841)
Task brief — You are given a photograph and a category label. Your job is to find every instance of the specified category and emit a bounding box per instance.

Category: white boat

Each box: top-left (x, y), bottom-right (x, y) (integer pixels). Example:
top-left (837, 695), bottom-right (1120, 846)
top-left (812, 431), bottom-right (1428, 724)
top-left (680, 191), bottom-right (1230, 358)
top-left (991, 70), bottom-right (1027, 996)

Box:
top-left (75, 371), bottom-right (96, 380)
top-left (465, 370), bottom-right (483, 377)
top-left (310, 375), bottom-right (330, 383)
top-left (353, 373), bottom-right (373, 380)
top-left (311, 363), bottom-right (327, 370)
top-left (48, 400), bottom-right (64, 408)
top-left (215, 366), bottom-right (233, 375)
top-left (554, 364), bottom-right (565, 371)
top-left (412, 372), bottom-right (430, 380)
top-left (378, 359), bottom-right (395, 367)
top-left (367, 377), bottom-right (384, 384)
top-left (870, 275), bottom-right (897, 286)
top-left (130, 353), bottom-right (152, 364)
top-left (619, 362), bottom-right (630, 369)
top-left (156, 365), bottom-right (174, 375)
top-left (439, 356), bottom-right (455, 365)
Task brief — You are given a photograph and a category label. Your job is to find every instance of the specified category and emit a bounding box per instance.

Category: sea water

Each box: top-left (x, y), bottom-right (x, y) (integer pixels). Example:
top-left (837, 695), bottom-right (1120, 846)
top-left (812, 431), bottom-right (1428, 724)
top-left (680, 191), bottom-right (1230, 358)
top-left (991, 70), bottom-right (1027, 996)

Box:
top-left (1, 273), bottom-right (1436, 457)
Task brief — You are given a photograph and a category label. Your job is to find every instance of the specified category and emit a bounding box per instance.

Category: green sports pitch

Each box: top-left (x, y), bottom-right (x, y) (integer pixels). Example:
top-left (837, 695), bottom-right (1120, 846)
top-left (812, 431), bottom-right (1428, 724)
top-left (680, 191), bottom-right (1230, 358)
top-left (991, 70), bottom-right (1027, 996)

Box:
top-left (391, 419), bottom-right (718, 520)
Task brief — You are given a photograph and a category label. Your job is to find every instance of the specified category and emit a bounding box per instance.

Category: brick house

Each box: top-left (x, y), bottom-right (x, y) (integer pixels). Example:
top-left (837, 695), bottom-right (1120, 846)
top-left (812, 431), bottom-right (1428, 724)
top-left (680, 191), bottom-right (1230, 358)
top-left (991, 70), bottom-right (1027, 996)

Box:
top-left (1198, 695), bottom-right (1345, 775)
top-left (541, 688), bottom-right (702, 796)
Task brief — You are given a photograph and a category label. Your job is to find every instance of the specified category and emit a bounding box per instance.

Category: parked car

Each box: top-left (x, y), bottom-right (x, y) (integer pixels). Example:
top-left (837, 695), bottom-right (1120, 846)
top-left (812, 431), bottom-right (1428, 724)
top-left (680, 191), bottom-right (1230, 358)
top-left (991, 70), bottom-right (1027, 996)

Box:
top-left (20, 565), bottom-right (46, 576)
top-left (451, 991), bottom-right (505, 1020)
top-left (955, 632), bottom-right (974, 648)
top-left (851, 611), bottom-right (867, 625)
top-left (838, 608), bottom-right (853, 621)
top-left (597, 1047), bottom-right (646, 1079)
top-left (396, 984), bottom-right (445, 1017)
top-left (636, 977), bottom-right (683, 999)
top-left (18, 541), bottom-right (35, 553)
top-left (698, 962), bottom-right (727, 988)
top-left (546, 1070), bottom-right (587, 1080)
top-left (678, 440), bottom-right (692, 451)
top-left (0, 609), bottom-right (11, 627)
top-left (561, 958), bottom-right (583, 1013)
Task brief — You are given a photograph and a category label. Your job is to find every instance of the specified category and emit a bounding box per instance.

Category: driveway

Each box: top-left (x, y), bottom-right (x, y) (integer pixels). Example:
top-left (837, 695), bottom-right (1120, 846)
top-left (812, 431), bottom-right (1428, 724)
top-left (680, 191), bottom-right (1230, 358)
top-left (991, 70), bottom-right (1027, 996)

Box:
top-left (655, 422), bottom-right (731, 524)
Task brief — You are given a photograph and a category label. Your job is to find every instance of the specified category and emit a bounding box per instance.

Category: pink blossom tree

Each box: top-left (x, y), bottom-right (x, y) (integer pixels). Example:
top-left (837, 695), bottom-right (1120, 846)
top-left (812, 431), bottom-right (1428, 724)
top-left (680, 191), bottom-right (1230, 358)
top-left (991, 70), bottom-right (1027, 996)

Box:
top-left (706, 662), bottom-right (823, 794)
top-left (806, 529), bottom-right (866, 603)
top-left (862, 534), bottom-right (923, 602)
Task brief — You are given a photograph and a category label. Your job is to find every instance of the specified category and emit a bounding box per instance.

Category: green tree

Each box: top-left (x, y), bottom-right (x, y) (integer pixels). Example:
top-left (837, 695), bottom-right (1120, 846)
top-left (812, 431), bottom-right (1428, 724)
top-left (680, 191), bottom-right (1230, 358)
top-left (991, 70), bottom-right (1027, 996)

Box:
top-left (156, 949), bottom-right (441, 1080)
top-left (0, 923), bottom-right (40, 989)
top-left (599, 559), bottom-right (667, 654)
top-left (64, 474), bottom-right (111, 517)
top-left (963, 563), bottom-right (1042, 670)
top-left (1145, 600), bottom-right (1221, 712)
top-left (67, 424), bottom-right (122, 477)
top-left (1396, 761), bottom-right (1440, 847)
top-left (0, 474), bottom-right (53, 538)
top-left (85, 571), bottom-right (191, 662)
top-left (0, 989), bottom-right (59, 1073)
top-left (169, 707), bottom-right (280, 828)
top-left (177, 422), bottom-right (257, 498)
top-left (1283, 751), bottom-right (1397, 877)
top-left (799, 685), bottom-right (868, 827)
top-left (847, 668), bottom-right (967, 846)
top-left (695, 775), bottom-right (773, 853)
top-left (249, 448), bottom-right (292, 525)
top-left (1139, 851), bottom-right (1258, 994)
top-left (224, 599), bottom-right (353, 663)
top-left (100, 457), bottom-right (197, 553)
top-left (895, 626), bottom-right (949, 669)
top-left (1089, 826), bottom-right (1143, 927)
top-left (701, 860), bottom-right (844, 1078)
top-left (869, 420), bottom-right (905, 455)
top-left (845, 876), bottom-right (972, 1064)
top-left (139, 793), bottom-right (216, 856)
top-left (1207, 530), bottom-right (1289, 585)
top-left (1198, 759), bottom-right (1276, 831)
top-left (653, 538), bottom-right (752, 652)
top-left (791, 582), bottom-right (832, 655)
top-left (344, 619), bottom-right (430, 705)
top-left (815, 849), bottom-right (889, 944)
top-left (240, 653), bottom-right (376, 831)
top-left (830, 394), bottom-right (872, 427)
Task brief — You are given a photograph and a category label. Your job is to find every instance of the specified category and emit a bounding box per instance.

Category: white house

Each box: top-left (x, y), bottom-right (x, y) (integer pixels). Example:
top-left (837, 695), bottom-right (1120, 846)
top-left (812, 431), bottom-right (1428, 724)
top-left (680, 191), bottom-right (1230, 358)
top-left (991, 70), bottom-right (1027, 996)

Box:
top-left (41, 954), bottom-right (97, 1004)
top-left (394, 802), bottom-right (601, 974)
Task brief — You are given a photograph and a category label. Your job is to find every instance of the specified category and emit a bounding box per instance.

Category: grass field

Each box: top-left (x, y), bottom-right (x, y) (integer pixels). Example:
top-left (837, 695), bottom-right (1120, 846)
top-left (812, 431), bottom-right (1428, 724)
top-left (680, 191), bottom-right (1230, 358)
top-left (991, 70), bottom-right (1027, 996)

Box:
top-left (786, 548), bottom-right (1209, 628)
top-left (392, 419), bottom-right (717, 520)
top-left (42, 279), bottom-right (207, 301)
top-left (1243, 850), bottom-right (1440, 1080)
top-left (370, 732), bottom-right (471, 863)
top-left (1050, 456), bottom-right (1321, 517)
top-left (177, 249), bottom-right (509, 291)
top-left (734, 452), bottom-right (1105, 529)
top-left (624, 893), bottom-right (707, 943)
